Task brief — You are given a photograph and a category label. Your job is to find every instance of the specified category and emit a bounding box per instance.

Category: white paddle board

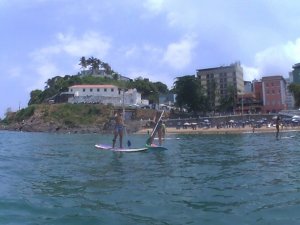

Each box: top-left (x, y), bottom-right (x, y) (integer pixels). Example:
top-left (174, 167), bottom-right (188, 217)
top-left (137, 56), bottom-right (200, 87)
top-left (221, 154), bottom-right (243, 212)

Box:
top-left (95, 144), bottom-right (148, 152)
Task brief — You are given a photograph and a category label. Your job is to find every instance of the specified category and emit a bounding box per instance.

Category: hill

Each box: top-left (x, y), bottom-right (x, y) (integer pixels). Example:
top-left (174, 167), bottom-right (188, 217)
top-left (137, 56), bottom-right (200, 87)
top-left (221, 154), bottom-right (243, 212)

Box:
top-left (0, 103), bottom-right (160, 134)
top-left (0, 103), bottom-right (114, 133)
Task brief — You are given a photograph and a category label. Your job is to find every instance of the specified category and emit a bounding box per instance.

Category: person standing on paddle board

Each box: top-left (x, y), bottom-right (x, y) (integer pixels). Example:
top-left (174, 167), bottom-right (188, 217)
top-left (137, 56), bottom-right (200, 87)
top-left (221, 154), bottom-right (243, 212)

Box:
top-left (149, 111), bottom-right (164, 146)
top-left (112, 109), bottom-right (124, 148)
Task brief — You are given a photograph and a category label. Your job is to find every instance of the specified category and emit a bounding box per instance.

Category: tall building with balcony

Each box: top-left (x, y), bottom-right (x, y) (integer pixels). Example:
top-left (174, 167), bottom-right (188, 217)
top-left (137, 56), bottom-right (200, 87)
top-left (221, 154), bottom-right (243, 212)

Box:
top-left (262, 76), bottom-right (287, 113)
top-left (196, 62), bottom-right (244, 110)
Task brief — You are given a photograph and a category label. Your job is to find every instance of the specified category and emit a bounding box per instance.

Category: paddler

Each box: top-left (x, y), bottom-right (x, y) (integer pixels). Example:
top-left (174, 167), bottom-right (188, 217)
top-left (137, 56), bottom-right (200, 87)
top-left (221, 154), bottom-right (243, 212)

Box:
top-left (112, 109), bottom-right (124, 148)
top-left (149, 111), bottom-right (164, 146)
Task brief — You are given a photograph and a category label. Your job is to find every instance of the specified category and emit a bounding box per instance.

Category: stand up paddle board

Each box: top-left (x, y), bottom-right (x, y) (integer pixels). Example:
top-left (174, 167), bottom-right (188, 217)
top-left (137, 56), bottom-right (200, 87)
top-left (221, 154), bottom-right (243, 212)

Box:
top-left (154, 137), bottom-right (180, 140)
top-left (146, 144), bottom-right (168, 150)
top-left (95, 144), bottom-right (148, 152)
top-left (281, 135), bottom-right (295, 139)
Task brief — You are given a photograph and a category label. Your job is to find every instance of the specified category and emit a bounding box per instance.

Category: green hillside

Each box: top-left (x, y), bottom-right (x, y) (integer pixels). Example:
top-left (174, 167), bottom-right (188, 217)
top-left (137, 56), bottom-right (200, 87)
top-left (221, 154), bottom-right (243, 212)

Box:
top-left (1, 103), bottom-right (114, 133)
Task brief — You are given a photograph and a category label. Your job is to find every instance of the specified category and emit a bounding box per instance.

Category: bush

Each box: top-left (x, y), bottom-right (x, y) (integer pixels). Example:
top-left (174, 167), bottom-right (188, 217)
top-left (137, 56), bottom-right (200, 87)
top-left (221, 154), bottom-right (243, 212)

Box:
top-left (15, 106), bottom-right (35, 122)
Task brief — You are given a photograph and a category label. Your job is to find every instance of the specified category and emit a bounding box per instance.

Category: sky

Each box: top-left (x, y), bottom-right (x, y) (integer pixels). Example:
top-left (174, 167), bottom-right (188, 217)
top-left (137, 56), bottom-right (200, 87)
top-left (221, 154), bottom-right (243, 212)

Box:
top-left (1, 0), bottom-right (300, 118)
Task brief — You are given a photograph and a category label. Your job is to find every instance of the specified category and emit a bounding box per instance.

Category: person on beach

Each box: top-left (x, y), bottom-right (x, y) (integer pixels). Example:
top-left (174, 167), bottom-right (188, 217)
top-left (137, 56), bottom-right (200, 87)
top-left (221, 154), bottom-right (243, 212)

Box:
top-left (275, 115), bottom-right (280, 140)
top-left (112, 109), bottom-right (124, 148)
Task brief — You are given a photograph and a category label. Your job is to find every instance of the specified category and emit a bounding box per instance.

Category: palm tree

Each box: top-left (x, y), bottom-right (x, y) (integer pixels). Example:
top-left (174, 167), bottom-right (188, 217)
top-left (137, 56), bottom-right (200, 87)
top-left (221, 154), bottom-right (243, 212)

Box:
top-left (79, 56), bottom-right (88, 70)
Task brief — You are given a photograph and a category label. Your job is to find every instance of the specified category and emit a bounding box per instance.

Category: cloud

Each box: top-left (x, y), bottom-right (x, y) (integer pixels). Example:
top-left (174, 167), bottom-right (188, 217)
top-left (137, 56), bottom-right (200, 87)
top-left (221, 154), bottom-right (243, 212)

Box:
top-left (162, 35), bottom-right (198, 69)
top-left (28, 31), bottom-right (112, 89)
top-left (254, 38), bottom-right (300, 76)
top-left (242, 38), bottom-right (300, 81)
top-left (143, 0), bottom-right (165, 14)
top-left (27, 62), bottom-right (60, 91)
top-left (242, 65), bottom-right (260, 81)
top-left (57, 32), bottom-right (111, 57)
top-left (7, 67), bottom-right (22, 78)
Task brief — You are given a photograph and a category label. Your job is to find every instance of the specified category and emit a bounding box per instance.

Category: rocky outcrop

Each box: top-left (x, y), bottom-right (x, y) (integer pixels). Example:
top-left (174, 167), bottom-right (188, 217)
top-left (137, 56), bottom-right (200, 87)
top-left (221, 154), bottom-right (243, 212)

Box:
top-left (0, 104), bottom-right (151, 134)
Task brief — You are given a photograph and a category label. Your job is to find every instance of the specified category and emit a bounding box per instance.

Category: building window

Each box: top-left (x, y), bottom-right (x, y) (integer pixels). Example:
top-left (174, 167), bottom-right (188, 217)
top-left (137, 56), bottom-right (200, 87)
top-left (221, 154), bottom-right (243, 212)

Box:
top-left (111, 88), bottom-right (114, 92)
top-left (90, 88), bottom-right (93, 92)
top-left (97, 88), bottom-right (100, 92)
top-left (70, 89), bottom-right (73, 92)
top-left (83, 88), bottom-right (85, 92)
top-left (104, 88), bottom-right (107, 92)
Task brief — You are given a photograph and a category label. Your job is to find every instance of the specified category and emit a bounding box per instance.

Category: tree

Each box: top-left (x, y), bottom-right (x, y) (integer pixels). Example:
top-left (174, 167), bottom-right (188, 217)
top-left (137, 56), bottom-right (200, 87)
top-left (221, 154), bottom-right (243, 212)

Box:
top-left (288, 83), bottom-right (300, 107)
top-left (28, 89), bottom-right (43, 105)
top-left (87, 57), bottom-right (101, 74)
top-left (173, 75), bottom-right (208, 113)
top-left (79, 56), bottom-right (88, 70)
top-left (218, 85), bottom-right (236, 113)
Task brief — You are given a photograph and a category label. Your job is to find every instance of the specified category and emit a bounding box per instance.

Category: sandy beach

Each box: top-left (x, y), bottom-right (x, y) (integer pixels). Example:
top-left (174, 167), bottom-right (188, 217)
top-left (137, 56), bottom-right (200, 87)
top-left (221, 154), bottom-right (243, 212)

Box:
top-left (136, 126), bottom-right (300, 135)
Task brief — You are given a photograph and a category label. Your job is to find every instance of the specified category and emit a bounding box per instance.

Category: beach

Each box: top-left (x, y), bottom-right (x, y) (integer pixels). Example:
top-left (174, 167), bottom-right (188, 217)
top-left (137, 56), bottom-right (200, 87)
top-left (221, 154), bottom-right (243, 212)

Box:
top-left (136, 125), bottom-right (300, 135)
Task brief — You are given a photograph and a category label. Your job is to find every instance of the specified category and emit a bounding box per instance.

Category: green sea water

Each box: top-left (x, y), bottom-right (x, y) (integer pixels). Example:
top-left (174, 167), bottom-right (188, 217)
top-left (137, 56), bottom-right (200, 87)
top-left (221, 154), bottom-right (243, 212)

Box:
top-left (0, 130), bottom-right (300, 225)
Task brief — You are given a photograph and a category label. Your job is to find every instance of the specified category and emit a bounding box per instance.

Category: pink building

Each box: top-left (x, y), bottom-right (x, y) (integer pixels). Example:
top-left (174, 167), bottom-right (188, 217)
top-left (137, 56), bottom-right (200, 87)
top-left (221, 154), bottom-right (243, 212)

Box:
top-left (262, 76), bottom-right (287, 113)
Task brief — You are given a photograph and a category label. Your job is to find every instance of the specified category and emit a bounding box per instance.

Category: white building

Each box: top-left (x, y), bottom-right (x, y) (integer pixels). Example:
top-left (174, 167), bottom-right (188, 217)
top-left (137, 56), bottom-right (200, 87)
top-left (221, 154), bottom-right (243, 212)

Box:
top-left (67, 84), bottom-right (142, 106)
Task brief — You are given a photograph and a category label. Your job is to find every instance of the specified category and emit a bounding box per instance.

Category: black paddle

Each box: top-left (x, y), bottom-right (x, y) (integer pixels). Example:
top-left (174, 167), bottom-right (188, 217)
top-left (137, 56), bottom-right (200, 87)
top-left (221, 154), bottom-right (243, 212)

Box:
top-left (124, 126), bottom-right (131, 147)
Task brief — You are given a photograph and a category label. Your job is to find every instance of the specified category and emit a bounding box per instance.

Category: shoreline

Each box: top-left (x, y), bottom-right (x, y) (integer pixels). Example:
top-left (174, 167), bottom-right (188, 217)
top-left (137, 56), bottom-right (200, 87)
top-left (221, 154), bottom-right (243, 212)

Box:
top-left (135, 126), bottom-right (300, 135)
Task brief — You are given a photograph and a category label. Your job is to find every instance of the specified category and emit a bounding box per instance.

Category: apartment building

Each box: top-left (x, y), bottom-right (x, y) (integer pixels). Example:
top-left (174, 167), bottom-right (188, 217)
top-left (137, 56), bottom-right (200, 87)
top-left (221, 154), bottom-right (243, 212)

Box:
top-left (196, 62), bottom-right (244, 109)
top-left (262, 76), bottom-right (287, 113)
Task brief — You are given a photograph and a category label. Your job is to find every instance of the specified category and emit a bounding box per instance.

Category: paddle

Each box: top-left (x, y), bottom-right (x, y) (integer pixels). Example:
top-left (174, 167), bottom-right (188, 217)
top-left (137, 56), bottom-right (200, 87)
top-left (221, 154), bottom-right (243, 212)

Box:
top-left (146, 110), bottom-right (164, 145)
top-left (124, 126), bottom-right (131, 147)
top-left (122, 107), bottom-right (131, 148)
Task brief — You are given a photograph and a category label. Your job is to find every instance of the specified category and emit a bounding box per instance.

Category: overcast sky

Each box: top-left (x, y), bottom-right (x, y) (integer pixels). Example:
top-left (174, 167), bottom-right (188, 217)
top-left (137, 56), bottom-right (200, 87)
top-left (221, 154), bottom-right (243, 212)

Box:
top-left (1, 0), bottom-right (300, 118)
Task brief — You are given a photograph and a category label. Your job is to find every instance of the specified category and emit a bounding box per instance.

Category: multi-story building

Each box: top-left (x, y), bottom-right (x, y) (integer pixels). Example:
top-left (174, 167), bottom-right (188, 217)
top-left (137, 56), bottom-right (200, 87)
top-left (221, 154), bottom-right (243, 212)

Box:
top-left (253, 79), bottom-right (263, 102)
top-left (196, 62), bottom-right (244, 110)
top-left (67, 84), bottom-right (142, 106)
top-left (262, 76), bottom-right (287, 113)
top-left (291, 63), bottom-right (300, 83)
top-left (285, 72), bottom-right (295, 109)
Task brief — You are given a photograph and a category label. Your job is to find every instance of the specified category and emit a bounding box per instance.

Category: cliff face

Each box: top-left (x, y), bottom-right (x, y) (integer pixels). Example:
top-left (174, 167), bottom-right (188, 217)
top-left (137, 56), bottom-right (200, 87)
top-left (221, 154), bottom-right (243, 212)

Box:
top-left (0, 103), bottom-right (114, 133)
top-left (0, 104), bottom-right (159, 134)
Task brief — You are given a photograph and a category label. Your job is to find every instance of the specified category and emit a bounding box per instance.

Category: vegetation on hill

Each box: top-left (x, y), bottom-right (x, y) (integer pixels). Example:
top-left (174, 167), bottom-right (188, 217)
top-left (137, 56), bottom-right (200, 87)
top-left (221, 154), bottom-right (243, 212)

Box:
top-left (28, 56), bottom-right (169, 106)
top-left (1, 103), bottom-right (114, 132)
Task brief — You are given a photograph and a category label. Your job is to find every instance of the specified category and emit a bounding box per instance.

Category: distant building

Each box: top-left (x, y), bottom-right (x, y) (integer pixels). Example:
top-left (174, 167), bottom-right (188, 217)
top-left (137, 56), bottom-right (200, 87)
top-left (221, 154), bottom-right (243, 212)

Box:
top-left (285, 72), bottom-right (295, 109)
top-left (159, 93), bottom-right (176, 106)
top-left (291, 63), bottom-right (300, 83)
top-left (261, 76), bottom-right (287, 113)
top-left (253, 79), bottom-right (263, 102)
top-left (67, 84), bottom-right (141, 106)
top-left (235, 93), bottom-right (263, 114)
top-left (196, 62), bottom-right (244, 110)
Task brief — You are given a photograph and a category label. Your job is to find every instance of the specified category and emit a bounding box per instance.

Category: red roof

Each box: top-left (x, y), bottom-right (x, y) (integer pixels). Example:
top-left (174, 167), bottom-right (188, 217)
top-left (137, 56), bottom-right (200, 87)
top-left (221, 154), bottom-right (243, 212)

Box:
top-left (70, 84), bottom-right (118, 88)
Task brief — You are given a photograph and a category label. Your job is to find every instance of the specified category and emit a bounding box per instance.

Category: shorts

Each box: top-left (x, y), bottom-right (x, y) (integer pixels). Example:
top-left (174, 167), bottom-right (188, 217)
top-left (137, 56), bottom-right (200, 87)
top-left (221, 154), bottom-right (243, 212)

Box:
top-left (114, 125), bottom-right (124, 132)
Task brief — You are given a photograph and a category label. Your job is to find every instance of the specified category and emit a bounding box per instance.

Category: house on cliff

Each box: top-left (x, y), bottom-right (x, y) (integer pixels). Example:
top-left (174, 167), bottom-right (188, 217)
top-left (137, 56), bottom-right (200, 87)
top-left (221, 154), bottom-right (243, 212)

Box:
top-left (66, 84), bottom-right (142, 106)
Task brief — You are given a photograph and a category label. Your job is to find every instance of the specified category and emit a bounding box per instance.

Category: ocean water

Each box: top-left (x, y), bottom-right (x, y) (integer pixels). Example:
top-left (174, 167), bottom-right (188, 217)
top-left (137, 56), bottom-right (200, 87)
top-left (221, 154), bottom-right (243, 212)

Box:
top-left (0, 130), bottom-right (300, 225)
